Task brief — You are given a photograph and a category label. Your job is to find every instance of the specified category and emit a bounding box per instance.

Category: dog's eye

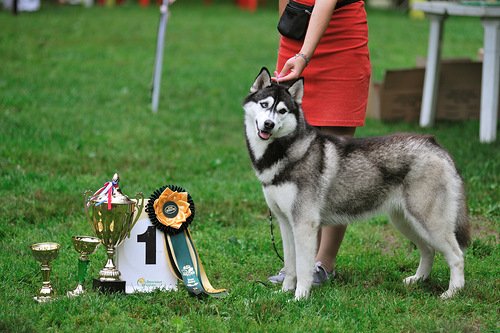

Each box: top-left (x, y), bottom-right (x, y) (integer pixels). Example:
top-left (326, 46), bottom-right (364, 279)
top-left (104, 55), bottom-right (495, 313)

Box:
top-left (260, 102), bottom-right (269, 108)
top-left (278, 108), bottom-right (287, 114)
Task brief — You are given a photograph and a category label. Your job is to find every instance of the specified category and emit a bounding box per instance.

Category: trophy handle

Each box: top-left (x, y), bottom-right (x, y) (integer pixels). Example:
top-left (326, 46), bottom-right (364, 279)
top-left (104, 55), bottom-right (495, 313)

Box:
top-left (128, 192), bottom-right (145, 237)
top-left (83, 190), bottom-right (93, 226)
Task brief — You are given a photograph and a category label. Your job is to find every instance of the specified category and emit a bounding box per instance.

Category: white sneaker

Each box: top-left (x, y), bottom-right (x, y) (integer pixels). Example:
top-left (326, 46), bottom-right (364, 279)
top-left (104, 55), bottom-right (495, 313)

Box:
top-left (312, 261), bottom-right (334, 286)
top-left (268, 268), bottom-right (286, 284)
top-left (268, 263), bottom-right (334, 286)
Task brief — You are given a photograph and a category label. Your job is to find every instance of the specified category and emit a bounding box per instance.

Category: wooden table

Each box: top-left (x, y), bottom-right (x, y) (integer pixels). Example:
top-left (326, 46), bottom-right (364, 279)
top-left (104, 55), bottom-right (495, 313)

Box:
top-left (412, 1), bottom-right (500, 143)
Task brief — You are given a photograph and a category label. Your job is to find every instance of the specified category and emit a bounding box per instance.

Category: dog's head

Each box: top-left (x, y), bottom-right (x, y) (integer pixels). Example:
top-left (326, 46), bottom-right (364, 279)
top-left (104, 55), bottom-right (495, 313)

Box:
top-left (243, 67), bottom-right (304, 141)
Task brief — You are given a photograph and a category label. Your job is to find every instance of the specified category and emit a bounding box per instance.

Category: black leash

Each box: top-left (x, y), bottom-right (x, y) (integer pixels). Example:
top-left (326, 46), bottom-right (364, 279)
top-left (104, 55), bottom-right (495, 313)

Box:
top-left (268, 210), bottom-right (284, 262)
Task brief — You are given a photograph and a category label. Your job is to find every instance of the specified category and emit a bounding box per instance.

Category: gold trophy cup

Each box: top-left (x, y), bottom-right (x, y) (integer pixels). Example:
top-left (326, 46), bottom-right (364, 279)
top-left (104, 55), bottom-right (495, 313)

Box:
top-left (84, 173), bottom-right (144, 293)
top-left (31, 242), bottom-right (60, 303)
top-left (67, 236), bottom-right (100, 297)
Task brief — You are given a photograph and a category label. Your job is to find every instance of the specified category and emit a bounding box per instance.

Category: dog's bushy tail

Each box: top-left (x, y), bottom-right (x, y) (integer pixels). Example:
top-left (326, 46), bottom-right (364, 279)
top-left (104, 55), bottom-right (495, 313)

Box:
top-left (455, 192), bottom-right (471, 249)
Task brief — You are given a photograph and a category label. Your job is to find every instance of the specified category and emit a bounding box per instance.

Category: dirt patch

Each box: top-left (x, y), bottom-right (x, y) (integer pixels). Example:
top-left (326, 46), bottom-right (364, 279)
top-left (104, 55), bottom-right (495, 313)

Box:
top-left (469, 215), bottom-right (498, 242)
top-left (377, 224), bottom-right (412, 255)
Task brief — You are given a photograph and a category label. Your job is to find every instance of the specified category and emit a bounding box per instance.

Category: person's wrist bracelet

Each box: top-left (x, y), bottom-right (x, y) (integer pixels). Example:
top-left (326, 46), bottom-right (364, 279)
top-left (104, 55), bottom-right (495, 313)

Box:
top-left (294, 53), bottom-right (310, 65)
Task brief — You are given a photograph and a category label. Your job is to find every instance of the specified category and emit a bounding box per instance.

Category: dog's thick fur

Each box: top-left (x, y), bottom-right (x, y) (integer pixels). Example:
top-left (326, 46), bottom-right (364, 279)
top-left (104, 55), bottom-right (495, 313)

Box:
top-left (243, 68), bottom-right (470, 300)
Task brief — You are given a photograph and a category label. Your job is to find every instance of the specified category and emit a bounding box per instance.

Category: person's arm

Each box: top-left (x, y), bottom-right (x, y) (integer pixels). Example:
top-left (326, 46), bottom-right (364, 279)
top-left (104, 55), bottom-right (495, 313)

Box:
top-left (275, 0), bottom-right (338, 82)
top-left (279, 0), bottom-right (287, 15)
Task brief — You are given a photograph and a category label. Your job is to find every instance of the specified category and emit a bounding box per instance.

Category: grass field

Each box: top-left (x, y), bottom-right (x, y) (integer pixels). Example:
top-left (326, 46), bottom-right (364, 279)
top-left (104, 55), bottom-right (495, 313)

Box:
top-left (0, 2), bottom-right (498, 332)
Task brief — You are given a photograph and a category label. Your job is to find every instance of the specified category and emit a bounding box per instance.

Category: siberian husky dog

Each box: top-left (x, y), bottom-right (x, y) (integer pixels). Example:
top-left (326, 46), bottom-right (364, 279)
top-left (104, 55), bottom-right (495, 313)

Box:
top-left (243, 68), bottom-right (470, 300)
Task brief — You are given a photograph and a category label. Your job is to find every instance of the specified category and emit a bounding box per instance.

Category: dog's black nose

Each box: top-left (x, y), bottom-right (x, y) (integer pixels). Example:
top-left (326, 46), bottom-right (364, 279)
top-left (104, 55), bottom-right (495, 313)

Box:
top-left (264, 120), bottom-right (275, 130)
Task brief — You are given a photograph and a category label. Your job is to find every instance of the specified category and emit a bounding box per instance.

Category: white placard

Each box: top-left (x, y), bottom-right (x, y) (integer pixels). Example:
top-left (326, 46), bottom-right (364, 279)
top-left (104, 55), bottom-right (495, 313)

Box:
top-left (3, 0), bottom-right (40, 11)
top-left (116, 206), bottom-right (177, 294)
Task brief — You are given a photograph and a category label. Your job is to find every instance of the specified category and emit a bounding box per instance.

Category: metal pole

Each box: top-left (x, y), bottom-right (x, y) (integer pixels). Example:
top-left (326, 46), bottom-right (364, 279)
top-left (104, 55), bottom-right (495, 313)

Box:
top-left (151, 0), bottom-right (170, 113)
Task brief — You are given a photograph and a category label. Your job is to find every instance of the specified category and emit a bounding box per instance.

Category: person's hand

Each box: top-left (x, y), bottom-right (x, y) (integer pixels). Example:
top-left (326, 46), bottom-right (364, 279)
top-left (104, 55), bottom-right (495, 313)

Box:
top-left (272, 53), bottom-right (309, 83)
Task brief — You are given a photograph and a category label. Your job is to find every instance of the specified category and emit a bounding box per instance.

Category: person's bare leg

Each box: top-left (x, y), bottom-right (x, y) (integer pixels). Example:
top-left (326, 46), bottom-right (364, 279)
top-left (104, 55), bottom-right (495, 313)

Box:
top-left (315, 225), bottom-right (347, 272)
top-left (315, 126), bottom-right (356, 273)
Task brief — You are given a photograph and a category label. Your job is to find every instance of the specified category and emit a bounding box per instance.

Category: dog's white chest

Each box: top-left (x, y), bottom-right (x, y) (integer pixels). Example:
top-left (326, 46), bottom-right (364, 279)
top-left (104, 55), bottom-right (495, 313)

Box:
top-left (263, 183), bottom-right (298, 219)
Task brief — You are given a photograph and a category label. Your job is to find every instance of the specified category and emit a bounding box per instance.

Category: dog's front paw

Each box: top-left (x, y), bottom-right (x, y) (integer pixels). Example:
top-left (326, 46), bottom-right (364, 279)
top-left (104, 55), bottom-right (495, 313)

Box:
top-left (440, 289), bottom-right (455, 300)
top-left (282, 276), bottom-right (296, 292)
top-left (294, 286), bottom-right (310, 300)
top-left (440, 285), bottom-right (462, 300)
top-left (403, 275), bottom-right (425, 285)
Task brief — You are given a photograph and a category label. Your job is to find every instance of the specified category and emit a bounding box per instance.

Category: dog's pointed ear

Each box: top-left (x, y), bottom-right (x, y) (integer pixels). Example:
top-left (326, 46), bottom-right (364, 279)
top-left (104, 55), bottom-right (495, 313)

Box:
top-left (250, 67), bottom-right (272, 93)
top-left (288, 78), bottom-right (304, 105)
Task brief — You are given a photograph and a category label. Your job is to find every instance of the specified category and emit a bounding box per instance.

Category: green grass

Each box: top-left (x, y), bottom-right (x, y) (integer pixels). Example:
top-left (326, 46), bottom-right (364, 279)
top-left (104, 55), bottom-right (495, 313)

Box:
top-left (0, 3), bottom-right (498, 332)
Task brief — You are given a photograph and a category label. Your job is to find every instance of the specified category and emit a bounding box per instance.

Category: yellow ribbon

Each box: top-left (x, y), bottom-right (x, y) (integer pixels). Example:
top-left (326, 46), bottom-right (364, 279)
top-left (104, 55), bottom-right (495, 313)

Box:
top-left (153, 188), bottom-right (192, 229)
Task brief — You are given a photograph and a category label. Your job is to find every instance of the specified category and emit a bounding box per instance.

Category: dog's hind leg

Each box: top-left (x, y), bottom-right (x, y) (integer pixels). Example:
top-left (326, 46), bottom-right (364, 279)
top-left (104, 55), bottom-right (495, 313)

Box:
top-left (389, 209), bottom-right (435, 285)
top-left (292, 219), bottom-right (319, 300)
top-left (394, 209), bottom-right (465, 299)
top-left (421, 224), bottom-right (465, 299)
top-left (401, 158), bottom-right (467, 298)
top-left (436, 236), bottom-right (465, 299)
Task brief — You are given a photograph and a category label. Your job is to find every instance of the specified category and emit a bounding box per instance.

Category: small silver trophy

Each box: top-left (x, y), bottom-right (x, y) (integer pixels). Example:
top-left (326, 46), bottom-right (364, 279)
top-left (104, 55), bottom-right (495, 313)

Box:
top-left (67, 236), bottom-right (100, 297)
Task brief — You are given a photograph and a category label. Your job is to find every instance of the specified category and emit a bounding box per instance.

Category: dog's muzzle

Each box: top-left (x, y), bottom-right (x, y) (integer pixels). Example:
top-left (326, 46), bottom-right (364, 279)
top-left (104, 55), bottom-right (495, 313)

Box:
top-left (257, 120), bottom-right (274, 140)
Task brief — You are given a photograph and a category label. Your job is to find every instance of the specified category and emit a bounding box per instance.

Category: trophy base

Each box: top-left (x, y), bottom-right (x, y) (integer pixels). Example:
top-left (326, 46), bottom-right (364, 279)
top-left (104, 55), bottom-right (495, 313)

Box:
top-left (93, 279), bottom-right (126, 293)
top-left (67, 284), bottom-right (85, 297)
top-left (34, 296), bottom-right (54, 303)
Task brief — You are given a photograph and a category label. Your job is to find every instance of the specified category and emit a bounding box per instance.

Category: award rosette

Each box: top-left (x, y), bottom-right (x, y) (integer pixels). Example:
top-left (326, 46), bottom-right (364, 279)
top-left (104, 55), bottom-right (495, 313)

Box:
top-left (146, 185), bottom-right (227, 298)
